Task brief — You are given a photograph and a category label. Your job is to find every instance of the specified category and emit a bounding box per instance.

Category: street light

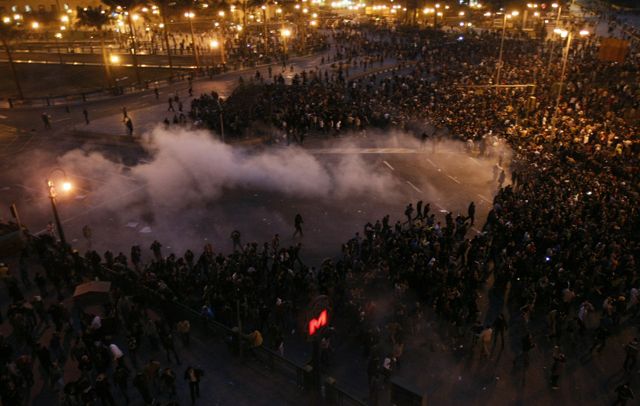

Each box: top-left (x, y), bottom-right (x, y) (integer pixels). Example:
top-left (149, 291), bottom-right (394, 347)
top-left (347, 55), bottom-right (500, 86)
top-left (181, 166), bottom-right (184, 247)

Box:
top-left (110, 54), bottom-right (121, 64)
top-left (184, 11), bottom-right (200, 68)
top-left (46, 169), bottom-right (72, 248)
top-left (281, 28), bottom-right (291, 65)
top-left (495, 11), bottom-right (519, 86)
top-left (553, 29), bottom-right (590, 125)
top-left (31, 21), bottom-right (39, 29)
top-left (54, 32), bottom-right (63, 64)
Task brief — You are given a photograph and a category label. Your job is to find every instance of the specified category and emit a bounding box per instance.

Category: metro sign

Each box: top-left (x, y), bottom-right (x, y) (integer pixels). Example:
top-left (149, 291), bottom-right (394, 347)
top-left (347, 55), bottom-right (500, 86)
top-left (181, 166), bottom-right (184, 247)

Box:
top-left (308, 309), bottom-right (328, 336)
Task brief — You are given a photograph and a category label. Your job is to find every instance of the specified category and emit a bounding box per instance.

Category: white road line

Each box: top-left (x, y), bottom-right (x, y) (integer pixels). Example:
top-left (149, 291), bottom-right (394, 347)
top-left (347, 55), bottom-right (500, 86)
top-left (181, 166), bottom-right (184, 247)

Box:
top-left (447, 175), bottom-right (461, 184)
top-left (477, 194), bottom-right (492, 203)
top-left (0, 115), bottom-right (7, 119)
top-left (472, 227), bottom-right (482, 234)
top-left (468, 156), bottom-right (482, 166)
top-left (52, 118), bottom-right (72, 123)
top-left (426, 158), bottom-right (437, 167)
top-left (382, 160), bottom-right (394, 171)
top-left (406, 180), bottom-right (422, 193)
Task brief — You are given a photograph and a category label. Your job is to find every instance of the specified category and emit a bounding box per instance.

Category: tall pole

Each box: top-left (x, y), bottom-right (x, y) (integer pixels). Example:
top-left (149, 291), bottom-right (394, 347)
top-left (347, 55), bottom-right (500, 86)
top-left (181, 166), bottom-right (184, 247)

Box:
top-left (187, 15), bottom-right (200, 68)
top-left (47, 180), bottom-right (67, 247)
top-left (160, 2), bottom-right (173, 78)
top-left (2, 38), bottom-right (24, 99)
top-left (495, 13), bottom-right (507, 86)
top-left (546, 5), bottom-right (562, 74)
top-left (551, 31), bottom-right (572, 129)
top-left (126, 12), bottom-right (142, 85)
top-left (262, 6), bottom-right (268, 54)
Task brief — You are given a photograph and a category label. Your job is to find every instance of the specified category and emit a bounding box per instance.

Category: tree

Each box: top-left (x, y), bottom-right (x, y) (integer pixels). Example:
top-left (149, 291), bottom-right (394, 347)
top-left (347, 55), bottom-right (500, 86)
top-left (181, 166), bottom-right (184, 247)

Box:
top-left (102, 0), bottom-right (143, 85)
top-left (76, 6), bottom-right (113, 88)
top-left (0, 21), bottom-right (23, 99)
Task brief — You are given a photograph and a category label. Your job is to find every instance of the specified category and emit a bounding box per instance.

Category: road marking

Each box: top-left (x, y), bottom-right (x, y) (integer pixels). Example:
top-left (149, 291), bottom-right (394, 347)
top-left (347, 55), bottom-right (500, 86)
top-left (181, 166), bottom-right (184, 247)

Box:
top-left (447, 175), bottom-right (461, 184)
top-left (382, 160), bottom-right (394, 171)
top-left (52, 118), bottom-right (72, 123)
top-left (468, 156), bottom-right (482, 166)
top-left (406, 180), bottom-right (422, 193)
top-left (425, 158), bottom-right (437, 167)
top-left (477, 194), bottom-right (492, 203)
top-left (0, 115), bottom-right (7, 119)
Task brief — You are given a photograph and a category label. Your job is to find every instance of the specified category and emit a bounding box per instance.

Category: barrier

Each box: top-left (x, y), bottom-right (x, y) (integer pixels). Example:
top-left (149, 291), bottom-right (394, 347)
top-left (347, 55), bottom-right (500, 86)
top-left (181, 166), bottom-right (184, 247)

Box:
top-left (92, 264), bottom-right (365, 406)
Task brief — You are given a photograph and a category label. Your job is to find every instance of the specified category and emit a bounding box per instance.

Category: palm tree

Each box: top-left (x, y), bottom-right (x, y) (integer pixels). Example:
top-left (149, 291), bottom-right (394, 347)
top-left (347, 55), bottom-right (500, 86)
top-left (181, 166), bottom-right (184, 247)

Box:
top-left (76, 6), bottom-right (113, 88)
top-left (0, 21), bottom-right (23, 99)
top-left (102, 0), bottom-right (143, 85)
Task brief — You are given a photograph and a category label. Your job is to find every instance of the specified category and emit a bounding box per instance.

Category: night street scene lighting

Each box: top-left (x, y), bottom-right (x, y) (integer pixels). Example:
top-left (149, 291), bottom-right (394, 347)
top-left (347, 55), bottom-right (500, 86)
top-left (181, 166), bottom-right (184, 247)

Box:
top-left (0, 0), bottom-right (638, 405)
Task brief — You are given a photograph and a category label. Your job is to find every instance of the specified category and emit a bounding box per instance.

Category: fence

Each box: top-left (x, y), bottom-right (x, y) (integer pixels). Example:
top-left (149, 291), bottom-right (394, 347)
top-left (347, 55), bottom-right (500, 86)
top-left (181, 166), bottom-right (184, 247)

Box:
top-left (94, 265), bottom-right (366, 406)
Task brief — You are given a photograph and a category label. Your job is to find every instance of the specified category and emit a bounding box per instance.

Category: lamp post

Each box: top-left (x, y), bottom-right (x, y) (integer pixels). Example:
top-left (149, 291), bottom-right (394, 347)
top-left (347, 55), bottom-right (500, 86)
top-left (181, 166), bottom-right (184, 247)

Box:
top-left (46, 169), bottom-right (72, 247)
top-left (495, 11), bottom-right (518, 87)
top-left (54, 32), bottom-right (64, 64)
top-left (184, 11), bottom-right (200, 68)
top-left (210, 38), bottom-right (226, 66)
top-left (553, 28), bottom-right (589, 121)
top-left (546, 3), bottom-right (563, 74)
top-left (281, 27), bottom-right (291, 66)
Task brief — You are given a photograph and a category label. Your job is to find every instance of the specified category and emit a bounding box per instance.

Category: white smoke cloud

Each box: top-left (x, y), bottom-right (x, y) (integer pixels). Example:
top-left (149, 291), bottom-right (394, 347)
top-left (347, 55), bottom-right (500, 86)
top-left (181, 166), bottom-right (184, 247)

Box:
top-left (57, 126), bottom-right (403, 214)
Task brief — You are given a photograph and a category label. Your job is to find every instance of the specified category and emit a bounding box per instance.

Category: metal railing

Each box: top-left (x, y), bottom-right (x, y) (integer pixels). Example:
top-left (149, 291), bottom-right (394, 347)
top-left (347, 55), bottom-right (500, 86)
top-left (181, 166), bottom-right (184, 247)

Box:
top-left (93, 264), bottom-right (365, 406)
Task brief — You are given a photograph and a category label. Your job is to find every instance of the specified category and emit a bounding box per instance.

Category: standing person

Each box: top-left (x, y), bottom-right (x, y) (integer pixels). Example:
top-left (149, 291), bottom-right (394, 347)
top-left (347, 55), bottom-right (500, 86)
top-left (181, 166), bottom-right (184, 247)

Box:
top-left (42, 113), bottom-right (52, 129)
top-left (231, 230), bottom-right (242, 252)
top-left (95, 373), bottom-right (116, 406)
top-left (294, 213), bottom-right (304, 238)
top-left (622, 337), bottom-right (638, 372)
top-left (404, 204), bottom-right (414, 225)
top-left (514, 332), bottom-right (535, 368)
top-left (133, 372), bottom-right (153, 405)
top-left (184, 366), bottom-right (204, 405)
top-left (114, 364), bottom-right (130, 404)
top-left (492, 313), bottom-right (508, 350)
top-left (467, 201), bottom-right (476, 225)
top-left (479, 326), bottom-right (493, 358)
top-left (122, 106), bottom-right (128, 120)
top-left (590, 325), bottom-right (609, 354)
top-left (498, 169), bottom-right (506, 188)
top-left (83, 108), bottom-right (90, 124)
top-left (125, 117), bottom-right (134, 137)
top-left (161, 367), bottom-right (177, 397)
top-left (154, 87), bottom-right (159, 100)
top-left (168, 97), bottom-right (175, 112)
top-left (162, 331), bottom-right (180, 364)
top-left (177, 320), bottom-right (191, 347)
top-left (549, 347), bottom-right (566, 390)
top-left (613, 382), bottom-right (635, 406)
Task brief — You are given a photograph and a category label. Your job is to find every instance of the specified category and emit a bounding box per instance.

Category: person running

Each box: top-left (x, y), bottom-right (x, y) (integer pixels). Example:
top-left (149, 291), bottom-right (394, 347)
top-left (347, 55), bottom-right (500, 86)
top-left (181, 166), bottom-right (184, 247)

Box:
top-left (294, 214), bottom-right (304, 238)
top-left (41, 113), bottom-right (52, 129)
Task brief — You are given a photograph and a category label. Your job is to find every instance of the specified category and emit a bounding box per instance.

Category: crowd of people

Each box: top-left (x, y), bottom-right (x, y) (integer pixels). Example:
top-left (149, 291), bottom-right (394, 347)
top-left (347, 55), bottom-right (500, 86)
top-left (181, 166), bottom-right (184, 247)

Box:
top-left (2, 4), bottom-right (640, 406)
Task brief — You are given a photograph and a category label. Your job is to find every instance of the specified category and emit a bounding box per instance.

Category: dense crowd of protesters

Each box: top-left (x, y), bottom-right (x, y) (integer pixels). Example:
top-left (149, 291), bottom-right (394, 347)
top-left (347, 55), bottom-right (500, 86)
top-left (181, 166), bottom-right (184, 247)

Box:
top-left (2, 6), bottom-right (640, 406)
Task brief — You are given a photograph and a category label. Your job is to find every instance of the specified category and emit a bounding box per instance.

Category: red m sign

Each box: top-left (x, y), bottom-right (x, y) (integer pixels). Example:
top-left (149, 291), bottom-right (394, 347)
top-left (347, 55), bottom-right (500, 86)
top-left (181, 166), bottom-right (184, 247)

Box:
top-left (308, 310), bottom-right (328, 336)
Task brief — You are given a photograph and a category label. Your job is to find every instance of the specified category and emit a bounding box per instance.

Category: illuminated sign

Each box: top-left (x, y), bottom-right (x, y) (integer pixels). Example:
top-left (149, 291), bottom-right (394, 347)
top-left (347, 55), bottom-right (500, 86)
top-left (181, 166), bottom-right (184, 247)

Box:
top-left (308, 310), bottom-right (328, 336)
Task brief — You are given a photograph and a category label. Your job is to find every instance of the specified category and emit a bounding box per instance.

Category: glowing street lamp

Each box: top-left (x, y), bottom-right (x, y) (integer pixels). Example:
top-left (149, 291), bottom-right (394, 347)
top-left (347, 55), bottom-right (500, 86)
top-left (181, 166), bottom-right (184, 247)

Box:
top-left (495, 10), bottom-right (519, 86)
top-left (281, 28), bottom-right (292, 64)
top-left (555, 29), bottom-right (589, 111)
top-left (110, 54), bottom-right (121, 64)
top-left (46, 169), bottom-right (73, 247)
top-left (184, 11), bottom-right (200, 68)
top-left (31, 21), bottom-right (40, 29)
